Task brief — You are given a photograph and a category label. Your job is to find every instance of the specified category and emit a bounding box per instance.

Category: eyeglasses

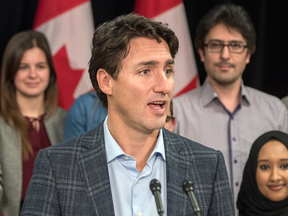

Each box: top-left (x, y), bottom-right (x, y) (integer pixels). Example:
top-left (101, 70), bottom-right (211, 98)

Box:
top-left (204, 41), bottom-right (248, 54)
top-left (166, 115), bottom-right (175, 122)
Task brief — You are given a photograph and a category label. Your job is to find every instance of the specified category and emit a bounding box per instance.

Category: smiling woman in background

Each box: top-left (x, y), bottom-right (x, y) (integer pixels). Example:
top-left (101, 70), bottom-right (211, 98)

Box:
top-left (237, 131), bottom-right (288, 216)
top-left (0, 31), bottom-right (66, 216)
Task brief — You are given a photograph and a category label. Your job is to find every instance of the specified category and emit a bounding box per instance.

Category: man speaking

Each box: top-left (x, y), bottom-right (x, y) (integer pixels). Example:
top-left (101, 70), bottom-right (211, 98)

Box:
top-left (21, 14), bottom-right (234, 215)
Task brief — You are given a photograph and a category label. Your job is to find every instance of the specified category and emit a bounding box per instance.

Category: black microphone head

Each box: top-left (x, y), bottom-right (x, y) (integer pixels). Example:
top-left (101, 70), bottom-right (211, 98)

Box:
top-left (182, 180), bottom-right (194, 194)
top-left (150, 179), bottom-right (161, 194)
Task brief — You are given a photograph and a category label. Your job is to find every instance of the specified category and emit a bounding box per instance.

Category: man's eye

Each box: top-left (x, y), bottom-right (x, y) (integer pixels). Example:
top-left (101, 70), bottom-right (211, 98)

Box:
top-left (140, 70), bottom-right (148, 75)
top-left (165, 69), bottom-right (173, 76)
top-left (230, 43), bottom-right (242, 48)
top-left (210, 43), bottom-right (221, 47)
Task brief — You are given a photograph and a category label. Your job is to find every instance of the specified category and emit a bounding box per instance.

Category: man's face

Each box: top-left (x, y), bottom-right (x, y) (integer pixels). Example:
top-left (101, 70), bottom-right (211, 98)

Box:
top-left (108, 37), bottom-right (174, 134)
top-left (198, 23), bottom-right (251, 86)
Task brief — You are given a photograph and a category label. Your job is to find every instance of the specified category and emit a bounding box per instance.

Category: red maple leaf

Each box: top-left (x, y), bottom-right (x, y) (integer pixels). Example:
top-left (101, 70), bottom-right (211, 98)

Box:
top-left (53, 45), bottom-right (84, 110)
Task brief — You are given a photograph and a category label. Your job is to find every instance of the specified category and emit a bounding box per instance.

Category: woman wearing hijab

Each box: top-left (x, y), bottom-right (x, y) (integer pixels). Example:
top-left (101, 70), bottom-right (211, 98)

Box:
top-left (0, 31), bottom-right (67, 216)
top-left (237, 130), bottom-right (288, 216)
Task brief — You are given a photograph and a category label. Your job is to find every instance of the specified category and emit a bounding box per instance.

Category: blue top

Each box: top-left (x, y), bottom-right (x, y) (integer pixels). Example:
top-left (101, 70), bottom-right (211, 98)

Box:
top-left (63, 91), bottom-right (108, 140)
top-left (103, 116), bottom-right (167, 216)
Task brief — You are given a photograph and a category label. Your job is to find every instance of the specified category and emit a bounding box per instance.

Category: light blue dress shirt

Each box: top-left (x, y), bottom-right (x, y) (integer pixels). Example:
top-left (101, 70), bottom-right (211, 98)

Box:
top-left (104, 117), bottom-right (167, 216)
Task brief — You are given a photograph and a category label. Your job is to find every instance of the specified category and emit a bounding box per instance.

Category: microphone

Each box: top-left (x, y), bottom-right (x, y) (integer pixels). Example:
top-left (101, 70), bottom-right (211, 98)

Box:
top-left (182, 180), bottom-right (201, 216)
top-left (150, 179), bottom-right (164, 216)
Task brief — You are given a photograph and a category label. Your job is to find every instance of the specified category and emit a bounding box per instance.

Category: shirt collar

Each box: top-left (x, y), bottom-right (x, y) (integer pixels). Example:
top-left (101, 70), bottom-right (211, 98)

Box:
top-left (201, 78), bottom-right (251, 106)
top-left (103, 116), bottom-right (166, 163)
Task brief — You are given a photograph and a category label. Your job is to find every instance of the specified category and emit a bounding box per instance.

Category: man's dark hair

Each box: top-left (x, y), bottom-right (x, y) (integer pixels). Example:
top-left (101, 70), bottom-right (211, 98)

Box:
top-left (88, 13), bottom-right (179, 108)
top-left (195, 3), bottom-right (256, 54)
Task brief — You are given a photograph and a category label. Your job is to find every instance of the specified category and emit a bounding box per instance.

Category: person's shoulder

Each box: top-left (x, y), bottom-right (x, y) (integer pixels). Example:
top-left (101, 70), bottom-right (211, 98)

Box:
top-left (246, 86), bottom-right (279, 99)
top-left (173, 88), bottom-right (202, 109)
top-left (163, 129), bottom-right (219, 155)
top-left (0, 116), bottom-right (13, 137)
top-left (46, 123), bottom-right (103, 154)
top-left (54, 106), bottom-right (67, 116)
top-left (0, 115), bottom-right (13, 131)
top-left (77, 91), bottom-right (98, 101)
top-left (281, 95), bottom-right (288, 109)
top-left (174, 88), bottom-right (201, 102)
top-left (70, 91), bottom-right (100, 111)
top-left (47, 106), bottom-right (67, 122)
top-left (0, 115), bottom-right (5, 125)
top-left (245, 86), bottom-right (285, 108)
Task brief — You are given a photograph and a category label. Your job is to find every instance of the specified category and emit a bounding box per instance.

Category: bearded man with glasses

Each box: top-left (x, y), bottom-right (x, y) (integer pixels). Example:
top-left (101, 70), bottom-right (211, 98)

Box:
top-left (173, 3), bottom-right (288, 214)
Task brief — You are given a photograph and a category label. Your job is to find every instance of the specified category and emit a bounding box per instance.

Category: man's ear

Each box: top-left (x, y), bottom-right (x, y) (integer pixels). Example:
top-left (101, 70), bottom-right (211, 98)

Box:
top-left (245, 53), bottom-right (251, 64)
top-left (198, 48), bottom-right (205, 62)
top-left (97, 69), bottom-right (112, 96)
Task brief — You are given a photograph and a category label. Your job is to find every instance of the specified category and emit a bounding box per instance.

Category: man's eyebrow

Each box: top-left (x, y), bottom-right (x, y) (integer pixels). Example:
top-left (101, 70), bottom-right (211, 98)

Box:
top-left (207, 39), bottom-right (244, 43)
top-left (165, 59), bottom-right (174, 66)
top-left (136, 59), bottom-right (174, 67)
top-left (137, 60), bottom-right (159, 66)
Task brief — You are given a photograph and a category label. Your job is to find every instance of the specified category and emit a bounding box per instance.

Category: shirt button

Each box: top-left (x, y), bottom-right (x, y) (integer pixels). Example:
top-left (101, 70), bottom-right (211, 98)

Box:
top-left (137, 211), bottom-right (142, 216)
top-left (232, 137), bottom-right (236, 141)
top-left (234, 159), bottom-right (237, 164)
top-left (137, 180), bottom-right (140, 184)
top-left (235, 182), bottom-right (239, 186)
top-left (124, 156), bottom-right (129, 160)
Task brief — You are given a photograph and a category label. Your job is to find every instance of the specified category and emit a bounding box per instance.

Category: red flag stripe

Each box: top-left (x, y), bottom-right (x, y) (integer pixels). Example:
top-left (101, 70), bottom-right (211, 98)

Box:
top-left (135, 0), bottom-right (182, 18)
top-left (173, 75), bottom-right (198, 98)
top-left (34, 0), bottom-right (89, 28)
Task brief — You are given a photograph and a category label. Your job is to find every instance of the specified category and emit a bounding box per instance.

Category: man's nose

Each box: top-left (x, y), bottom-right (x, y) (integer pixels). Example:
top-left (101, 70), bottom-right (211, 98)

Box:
top-left (153, 70), bottom-right (173, 95)
top-left (220, 45), bottom-right (231, 60)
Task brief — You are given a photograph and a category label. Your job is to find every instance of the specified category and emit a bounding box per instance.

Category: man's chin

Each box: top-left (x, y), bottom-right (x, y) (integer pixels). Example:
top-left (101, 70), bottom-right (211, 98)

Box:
top-left (213, 76), bottom-right (240, 86)
top-left (144, 121), bottom-right (166, 133)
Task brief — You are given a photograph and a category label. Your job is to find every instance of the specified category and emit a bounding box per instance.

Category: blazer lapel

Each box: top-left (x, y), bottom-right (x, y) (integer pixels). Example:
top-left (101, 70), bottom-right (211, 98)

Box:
top-left (77, 123), bottom-right (115, 216)
top-left (164, 130), bottom-right (193, 215)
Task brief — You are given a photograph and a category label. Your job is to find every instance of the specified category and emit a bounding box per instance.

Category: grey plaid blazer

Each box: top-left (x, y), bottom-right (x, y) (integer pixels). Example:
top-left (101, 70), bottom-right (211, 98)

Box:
top-left (21, 122), bottom-right (234, 216)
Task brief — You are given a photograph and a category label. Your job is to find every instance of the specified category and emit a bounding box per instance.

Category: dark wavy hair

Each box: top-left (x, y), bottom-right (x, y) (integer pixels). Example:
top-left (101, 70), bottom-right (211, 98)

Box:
top-left (88, 13), bottom-right (179, 108)
top-left (195, 3), bottom-right (256, 54)
top-left (0, 30), bottom-right (58, 160)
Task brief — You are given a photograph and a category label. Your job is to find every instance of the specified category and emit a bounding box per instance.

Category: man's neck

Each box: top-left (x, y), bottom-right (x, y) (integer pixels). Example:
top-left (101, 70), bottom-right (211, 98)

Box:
top-left (107, 114), bottom-right (159, 173)
top-left (208, 78), bottom-right (242, 113)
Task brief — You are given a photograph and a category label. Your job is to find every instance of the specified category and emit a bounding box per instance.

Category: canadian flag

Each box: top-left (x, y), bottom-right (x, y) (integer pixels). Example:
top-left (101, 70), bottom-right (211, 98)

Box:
top-left (135, 0), bottom-right (198, 97)
top-left (33, 0), bottom-right (94, 110)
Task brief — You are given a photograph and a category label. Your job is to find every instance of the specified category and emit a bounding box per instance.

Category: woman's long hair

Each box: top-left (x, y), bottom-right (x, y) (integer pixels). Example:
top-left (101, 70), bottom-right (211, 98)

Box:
top-left (0, 31), bottom-right (58, 161)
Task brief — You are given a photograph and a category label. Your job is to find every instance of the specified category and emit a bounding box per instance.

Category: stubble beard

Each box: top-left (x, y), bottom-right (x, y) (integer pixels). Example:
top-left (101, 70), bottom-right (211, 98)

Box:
top-left (209, 69), bottom-right (243, 87)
